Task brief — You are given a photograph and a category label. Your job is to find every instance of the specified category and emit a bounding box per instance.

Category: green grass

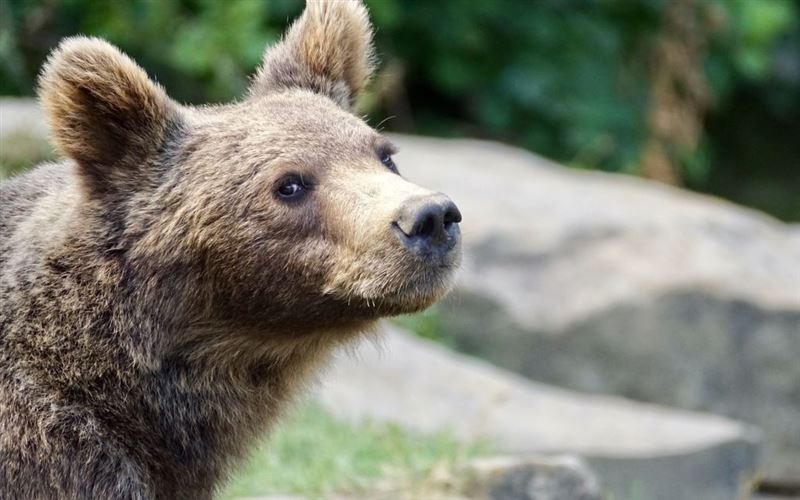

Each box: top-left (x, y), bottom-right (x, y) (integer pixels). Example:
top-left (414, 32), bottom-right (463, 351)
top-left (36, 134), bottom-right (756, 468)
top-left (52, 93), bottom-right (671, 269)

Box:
top-left (219, 403), bottom-right (486, 499)
top-left (0, 159), bottom-right (28, 179)
top-left (392, 306), bottom-right (453, 347)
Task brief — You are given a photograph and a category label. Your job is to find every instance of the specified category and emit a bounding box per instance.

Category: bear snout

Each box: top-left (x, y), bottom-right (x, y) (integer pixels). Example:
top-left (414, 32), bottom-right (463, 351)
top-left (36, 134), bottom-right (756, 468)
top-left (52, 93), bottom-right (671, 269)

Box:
top-left (392, 193), bottom-right (462, 260)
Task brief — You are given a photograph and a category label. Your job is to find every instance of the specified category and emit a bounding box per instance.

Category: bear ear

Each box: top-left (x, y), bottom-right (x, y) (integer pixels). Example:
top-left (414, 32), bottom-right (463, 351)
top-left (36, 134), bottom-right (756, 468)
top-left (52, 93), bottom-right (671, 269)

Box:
top-left (249, 0), bottom-right (375, 110)
top-left (38, 37), bottom-right (178, 194)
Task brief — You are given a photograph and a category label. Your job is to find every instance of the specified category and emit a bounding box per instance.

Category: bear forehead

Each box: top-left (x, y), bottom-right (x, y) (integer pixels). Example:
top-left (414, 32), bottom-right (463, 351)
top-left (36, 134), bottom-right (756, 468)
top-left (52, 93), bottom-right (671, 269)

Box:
top-left (188, 90), bottom-right (377, 150)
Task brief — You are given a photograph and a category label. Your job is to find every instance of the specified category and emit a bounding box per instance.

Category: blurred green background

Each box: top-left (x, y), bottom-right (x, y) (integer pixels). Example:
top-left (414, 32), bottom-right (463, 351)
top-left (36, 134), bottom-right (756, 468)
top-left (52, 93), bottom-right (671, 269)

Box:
top-left (1, 0), bottom-right (799, 220)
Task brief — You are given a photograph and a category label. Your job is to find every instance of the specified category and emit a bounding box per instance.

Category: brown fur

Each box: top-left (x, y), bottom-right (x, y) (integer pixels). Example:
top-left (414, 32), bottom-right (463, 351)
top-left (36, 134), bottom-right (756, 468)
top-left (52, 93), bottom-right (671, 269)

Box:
top-left (0, 1), bottom-right (460, 498)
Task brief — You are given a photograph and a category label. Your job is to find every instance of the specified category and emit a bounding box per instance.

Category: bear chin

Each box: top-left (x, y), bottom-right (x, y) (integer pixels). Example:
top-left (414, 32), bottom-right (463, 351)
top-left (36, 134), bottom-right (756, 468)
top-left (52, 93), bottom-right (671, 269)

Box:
top-left (369, 269), bottom-right (456, 316)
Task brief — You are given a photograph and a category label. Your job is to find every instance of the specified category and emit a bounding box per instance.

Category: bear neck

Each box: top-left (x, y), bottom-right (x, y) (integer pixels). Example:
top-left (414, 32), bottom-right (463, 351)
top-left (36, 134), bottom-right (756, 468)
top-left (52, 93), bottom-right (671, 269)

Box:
top-left (32, 212), bottom-right (375, 495)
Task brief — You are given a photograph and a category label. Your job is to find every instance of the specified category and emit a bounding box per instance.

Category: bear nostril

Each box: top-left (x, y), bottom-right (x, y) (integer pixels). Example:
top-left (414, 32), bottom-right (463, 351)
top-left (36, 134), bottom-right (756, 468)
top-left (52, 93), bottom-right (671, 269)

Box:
top-left (412, 211), bottom-right (439, 238)
top-left (442, 202), bottom-right (462, 228)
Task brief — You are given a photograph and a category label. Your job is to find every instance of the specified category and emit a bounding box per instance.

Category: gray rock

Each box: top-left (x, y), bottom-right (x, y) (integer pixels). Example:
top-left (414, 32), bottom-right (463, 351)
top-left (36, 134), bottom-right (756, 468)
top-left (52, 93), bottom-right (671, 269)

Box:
top-left (790, 225), bottom-right (800, 252)
top-left (462, 455), bottom-right (600, 500)
top-left (0, 98), bottom-right (56, 173)
top-left (0, 98), bottom-right (48, 137)
top-left (389, 134), bottom-right (800, 477)
top-left (318, 327), bottom-right (759, 500)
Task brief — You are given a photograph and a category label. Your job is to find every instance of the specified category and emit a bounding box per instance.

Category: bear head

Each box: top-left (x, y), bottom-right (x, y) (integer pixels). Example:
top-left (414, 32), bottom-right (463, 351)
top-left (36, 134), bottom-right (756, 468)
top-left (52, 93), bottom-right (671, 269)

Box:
top-left (37, 0), bottom-right (461, 342)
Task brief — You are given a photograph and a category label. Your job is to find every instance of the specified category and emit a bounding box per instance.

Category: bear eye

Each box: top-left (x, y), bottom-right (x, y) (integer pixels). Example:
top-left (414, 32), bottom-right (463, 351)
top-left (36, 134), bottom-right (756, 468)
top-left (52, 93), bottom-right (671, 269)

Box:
top-left (380, 151), bottom-right (398, 174)
top-left (276, 175), bottom-right (308, 200)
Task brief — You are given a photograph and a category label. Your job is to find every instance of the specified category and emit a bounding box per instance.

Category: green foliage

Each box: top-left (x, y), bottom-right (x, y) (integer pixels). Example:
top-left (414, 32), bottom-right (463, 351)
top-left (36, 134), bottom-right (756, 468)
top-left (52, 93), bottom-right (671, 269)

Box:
top-left (0, 0), bottom-right (302, 102)
top-left (365, 0), bottom-right (797, 182)
top-left (367, 0), bottom-right (661, 172)
top-left (219, 403), bottom-right (486, 498)
top-left (726, 0), bottom-right (797, 79)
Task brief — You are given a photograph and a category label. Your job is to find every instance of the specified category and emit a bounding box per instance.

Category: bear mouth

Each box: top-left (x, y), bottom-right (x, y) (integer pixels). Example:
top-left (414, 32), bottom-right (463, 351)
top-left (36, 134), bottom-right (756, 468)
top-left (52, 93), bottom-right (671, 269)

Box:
top-left (372, 255), bottom-right (460, 315)
top-left (320, 233), bottom-right (462, 318)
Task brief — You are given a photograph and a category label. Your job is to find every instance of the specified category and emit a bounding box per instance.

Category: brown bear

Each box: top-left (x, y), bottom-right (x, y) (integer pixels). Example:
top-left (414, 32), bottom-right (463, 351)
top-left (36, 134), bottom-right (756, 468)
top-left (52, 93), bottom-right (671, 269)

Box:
top-left (0, 1), bottom-right (461, 498)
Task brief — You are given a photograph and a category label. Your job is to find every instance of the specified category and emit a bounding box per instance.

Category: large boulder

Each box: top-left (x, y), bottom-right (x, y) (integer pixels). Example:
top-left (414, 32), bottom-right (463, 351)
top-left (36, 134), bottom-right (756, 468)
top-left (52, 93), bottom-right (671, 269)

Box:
top-left (318, 327), bottom-right (758, 500)
top-left (390, 134), bottom-right (800, 478)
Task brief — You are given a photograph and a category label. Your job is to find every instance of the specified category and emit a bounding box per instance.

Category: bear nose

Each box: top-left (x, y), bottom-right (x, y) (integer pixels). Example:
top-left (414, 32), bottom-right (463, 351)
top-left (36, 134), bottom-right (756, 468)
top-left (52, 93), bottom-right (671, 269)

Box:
top-left (394, 194), bottom-right (462, 256)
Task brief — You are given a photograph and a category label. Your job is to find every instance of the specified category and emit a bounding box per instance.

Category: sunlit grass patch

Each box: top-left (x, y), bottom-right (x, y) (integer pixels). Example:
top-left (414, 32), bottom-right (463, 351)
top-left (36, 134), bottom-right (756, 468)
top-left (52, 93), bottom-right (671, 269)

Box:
top-left (220, 403), bottom-right (486, 499)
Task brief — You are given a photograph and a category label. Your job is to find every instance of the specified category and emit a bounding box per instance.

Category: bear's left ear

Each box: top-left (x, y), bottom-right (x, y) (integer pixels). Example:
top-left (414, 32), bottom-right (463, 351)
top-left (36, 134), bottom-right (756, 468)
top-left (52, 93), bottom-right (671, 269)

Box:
top-left (249, 0), bottom-right (375, 111)
top-left (38, 37), bottom-right (178, 195)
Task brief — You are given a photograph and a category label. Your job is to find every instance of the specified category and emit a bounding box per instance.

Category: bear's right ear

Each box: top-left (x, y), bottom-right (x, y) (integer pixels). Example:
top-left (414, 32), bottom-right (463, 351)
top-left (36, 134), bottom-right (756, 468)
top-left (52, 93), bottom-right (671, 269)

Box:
top-left (248, 0), bottom-right (375, 111)
top-left (38, 37), bottom-right (178, 194)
